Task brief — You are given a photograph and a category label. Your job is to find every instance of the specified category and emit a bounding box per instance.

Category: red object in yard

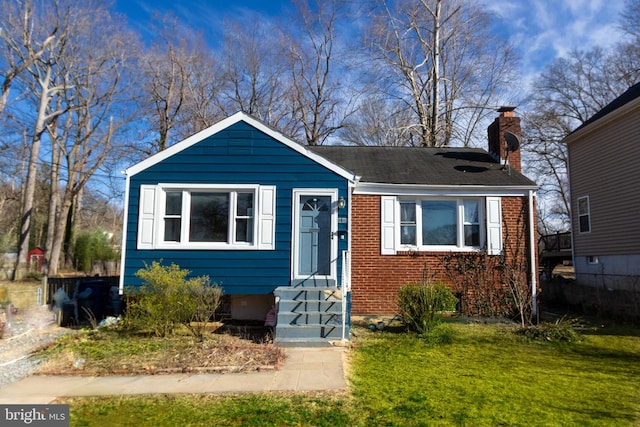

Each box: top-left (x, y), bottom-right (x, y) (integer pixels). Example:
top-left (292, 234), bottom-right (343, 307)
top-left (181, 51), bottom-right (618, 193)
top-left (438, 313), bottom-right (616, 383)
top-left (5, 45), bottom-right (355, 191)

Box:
top-left (27, 247), bottom-right (45, 271)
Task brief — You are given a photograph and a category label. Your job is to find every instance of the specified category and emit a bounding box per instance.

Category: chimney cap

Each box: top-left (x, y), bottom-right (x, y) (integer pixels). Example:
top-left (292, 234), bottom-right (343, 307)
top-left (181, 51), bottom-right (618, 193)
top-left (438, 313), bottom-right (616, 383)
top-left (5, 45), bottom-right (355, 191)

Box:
top-left (497, 106), bottom-right (516, 113)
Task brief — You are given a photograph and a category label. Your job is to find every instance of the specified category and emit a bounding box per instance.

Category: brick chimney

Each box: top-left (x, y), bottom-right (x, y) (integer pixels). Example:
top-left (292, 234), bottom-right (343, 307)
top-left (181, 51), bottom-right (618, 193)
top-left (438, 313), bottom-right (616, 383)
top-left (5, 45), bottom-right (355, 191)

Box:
top-left (488, 106), bottom-right (521, 172)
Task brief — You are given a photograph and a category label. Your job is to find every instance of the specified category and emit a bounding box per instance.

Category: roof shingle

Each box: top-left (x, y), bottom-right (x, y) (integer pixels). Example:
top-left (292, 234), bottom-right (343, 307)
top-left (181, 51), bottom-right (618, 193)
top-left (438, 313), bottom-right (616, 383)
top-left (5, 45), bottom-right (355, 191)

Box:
top-left (310, 146), bottom-right (536, 187)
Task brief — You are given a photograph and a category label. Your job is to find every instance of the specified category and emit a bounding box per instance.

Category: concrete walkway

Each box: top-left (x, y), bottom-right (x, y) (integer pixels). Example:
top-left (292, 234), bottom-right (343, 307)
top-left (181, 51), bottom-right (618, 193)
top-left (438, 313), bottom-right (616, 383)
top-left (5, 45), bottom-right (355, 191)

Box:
top-left (0, 347), bottom-right (347, 404)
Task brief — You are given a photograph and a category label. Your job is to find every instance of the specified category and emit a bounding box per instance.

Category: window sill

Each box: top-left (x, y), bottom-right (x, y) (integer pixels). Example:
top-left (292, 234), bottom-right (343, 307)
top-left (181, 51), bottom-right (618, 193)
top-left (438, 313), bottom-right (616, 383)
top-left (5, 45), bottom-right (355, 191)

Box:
top-left (396, 247), bottom-right (483, 256)
top-left (149, 243), bottom-right (259, 250)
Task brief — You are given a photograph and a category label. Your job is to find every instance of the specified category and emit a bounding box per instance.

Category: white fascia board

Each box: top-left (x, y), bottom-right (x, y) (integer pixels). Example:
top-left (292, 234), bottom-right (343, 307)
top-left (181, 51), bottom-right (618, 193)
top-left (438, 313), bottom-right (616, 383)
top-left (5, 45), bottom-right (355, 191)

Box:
top-left (124, 111), bottom-right (360, 183)
top-left (353, 182), bottom-right (538, 197)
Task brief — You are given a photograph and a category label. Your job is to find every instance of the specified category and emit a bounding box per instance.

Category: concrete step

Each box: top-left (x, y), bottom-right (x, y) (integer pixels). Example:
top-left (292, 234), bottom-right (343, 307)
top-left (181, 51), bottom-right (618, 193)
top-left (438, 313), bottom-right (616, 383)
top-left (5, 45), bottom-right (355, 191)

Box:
top-left (274, 287), bottom-right (342, 302)
top-left (275, 324), bottom-right (343, 340)
top-left (277, 312), bottom-right (342, 326)
top-left (277, 299), bottom-right (342, 313)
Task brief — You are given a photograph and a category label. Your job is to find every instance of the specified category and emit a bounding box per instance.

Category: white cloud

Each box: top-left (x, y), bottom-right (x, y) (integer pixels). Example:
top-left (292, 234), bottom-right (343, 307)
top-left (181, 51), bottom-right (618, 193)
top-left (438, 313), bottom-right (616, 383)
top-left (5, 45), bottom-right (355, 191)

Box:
top-left (485, 0), bottom-right (626, 89)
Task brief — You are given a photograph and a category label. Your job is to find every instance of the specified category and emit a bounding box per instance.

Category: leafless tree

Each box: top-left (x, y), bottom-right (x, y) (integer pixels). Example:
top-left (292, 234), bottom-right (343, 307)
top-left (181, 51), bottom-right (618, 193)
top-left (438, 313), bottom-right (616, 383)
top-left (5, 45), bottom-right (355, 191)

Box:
top-left (620, 0), bottom-right (640, 40)
top-left (216, 16), bottom-right (296, 135)
top-left (285, 0), bottom-right (351, 145)
top-left (361, 0), bottom-right (518, 147)
top-left (0, 0), bottom-right (58, 118)
top-left (176, 38), bottom-right (225, 138)
top-left (42, 5), bottom-right (137, 275)
top-left (341, 95), bottom-right (415, 146)
top-left (2, 0), bottom-right (137, 277)
top-left (137, 17), bottom-right (191, 154)
top-left (8, 0), bottom-right (75, 278)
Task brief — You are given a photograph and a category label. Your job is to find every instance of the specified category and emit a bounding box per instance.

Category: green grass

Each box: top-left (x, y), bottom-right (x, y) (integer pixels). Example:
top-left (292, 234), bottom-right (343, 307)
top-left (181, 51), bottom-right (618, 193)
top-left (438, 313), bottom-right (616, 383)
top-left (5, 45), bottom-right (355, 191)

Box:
top-left (67, 393), bottom-right (351, 427)
top-left (62, 320), bottom-right (640, 427)
top-left (349, 322), bottom-right (640, 426)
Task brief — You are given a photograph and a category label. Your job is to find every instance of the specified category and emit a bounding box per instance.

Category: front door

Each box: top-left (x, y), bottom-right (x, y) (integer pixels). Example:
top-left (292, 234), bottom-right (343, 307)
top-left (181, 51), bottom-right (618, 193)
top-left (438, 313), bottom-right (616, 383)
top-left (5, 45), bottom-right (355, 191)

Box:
top-left (293, 190), bottom-right (337, 283)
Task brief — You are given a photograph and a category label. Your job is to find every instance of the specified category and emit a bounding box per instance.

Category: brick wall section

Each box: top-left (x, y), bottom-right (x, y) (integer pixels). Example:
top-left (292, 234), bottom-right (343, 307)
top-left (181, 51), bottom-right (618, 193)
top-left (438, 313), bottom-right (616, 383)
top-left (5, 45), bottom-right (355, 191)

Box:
top-left (350, 194), bottom-right (535, 315)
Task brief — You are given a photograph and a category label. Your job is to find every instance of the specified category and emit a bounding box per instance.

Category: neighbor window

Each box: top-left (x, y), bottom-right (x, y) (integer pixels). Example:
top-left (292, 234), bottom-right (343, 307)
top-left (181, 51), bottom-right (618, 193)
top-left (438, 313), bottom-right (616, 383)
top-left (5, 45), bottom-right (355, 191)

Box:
top-left (399, 198), bottom-right (483, 249)
top-left (577, 196), bottom-right (591, 233)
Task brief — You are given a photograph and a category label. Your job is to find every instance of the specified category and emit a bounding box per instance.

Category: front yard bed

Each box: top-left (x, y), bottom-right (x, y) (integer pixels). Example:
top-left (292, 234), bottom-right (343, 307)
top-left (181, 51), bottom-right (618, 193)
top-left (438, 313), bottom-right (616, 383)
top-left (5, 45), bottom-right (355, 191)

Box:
top-left (35, 323), bottom-right (284, 375)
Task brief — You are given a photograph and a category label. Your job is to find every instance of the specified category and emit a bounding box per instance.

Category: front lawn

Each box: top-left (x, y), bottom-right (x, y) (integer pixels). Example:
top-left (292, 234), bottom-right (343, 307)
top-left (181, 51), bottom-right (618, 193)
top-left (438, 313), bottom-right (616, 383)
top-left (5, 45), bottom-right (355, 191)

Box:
top-left (350, 320), bottom-right (640, 426)
top-left (61, 319), bottom-right (640, 426)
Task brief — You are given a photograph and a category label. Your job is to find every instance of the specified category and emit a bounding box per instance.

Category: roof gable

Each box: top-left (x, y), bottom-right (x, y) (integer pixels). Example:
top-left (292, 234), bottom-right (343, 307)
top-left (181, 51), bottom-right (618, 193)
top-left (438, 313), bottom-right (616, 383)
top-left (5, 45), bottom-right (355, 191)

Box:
top-left (125, 112), bottom-right (359, 182)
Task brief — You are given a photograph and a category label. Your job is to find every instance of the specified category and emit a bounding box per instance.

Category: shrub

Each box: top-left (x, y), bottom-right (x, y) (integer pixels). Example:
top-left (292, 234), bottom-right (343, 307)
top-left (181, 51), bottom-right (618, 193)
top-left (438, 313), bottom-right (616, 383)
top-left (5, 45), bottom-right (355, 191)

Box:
top-left (398, 282), bottom-right (458, 335)
top-left (424, 324), bottom-right (455, 346)
top-left (514, 318), bottom-right (581, 343)
top-left (74, 229), bottom-right (120, 272)
top-left (124, 261), bottom-right (223, 340)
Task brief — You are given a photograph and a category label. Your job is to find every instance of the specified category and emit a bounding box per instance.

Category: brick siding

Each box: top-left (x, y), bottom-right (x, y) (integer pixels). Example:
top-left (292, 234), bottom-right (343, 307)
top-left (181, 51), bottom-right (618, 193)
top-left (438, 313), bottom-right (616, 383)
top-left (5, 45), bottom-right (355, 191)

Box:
top-left (350, 194), bottom-right (535, 315)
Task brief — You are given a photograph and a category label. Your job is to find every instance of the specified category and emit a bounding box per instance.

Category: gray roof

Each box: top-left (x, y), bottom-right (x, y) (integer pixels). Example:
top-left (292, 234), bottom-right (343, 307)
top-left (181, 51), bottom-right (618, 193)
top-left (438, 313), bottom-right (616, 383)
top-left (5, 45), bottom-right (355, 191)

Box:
top-left (310, 146), bottom-right (536, 187)
top-left (569, 81), bottom-right (640, 136)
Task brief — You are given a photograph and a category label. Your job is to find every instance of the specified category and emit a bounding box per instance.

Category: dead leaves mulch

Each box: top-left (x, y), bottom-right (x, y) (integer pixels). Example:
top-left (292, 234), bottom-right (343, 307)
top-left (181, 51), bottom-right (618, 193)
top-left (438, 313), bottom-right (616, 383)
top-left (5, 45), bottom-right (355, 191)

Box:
top-left (33, 326), bottom-right (286, 376)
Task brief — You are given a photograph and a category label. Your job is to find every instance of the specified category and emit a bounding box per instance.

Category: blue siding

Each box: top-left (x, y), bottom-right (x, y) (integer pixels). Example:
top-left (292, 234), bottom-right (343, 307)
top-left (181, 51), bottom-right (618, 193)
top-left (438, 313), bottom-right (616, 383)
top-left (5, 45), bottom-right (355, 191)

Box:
top-left (124, 122), bottom-right (349, 295)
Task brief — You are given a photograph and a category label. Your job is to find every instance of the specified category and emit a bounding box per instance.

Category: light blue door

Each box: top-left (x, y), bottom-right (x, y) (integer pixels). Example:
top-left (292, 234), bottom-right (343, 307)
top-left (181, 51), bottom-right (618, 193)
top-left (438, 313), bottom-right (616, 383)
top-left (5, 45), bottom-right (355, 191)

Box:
top-left (298, 196), bottom-right (331, 276)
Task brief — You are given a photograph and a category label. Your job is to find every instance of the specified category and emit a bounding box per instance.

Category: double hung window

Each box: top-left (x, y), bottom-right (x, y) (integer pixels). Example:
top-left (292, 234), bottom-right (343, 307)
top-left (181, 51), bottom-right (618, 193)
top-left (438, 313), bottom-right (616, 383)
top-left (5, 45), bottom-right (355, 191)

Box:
top-left (162, 189), bottom-right (254, 245)
top-left (137, 184), bottom-right (275, 250)
top-left (577, 196), bottom-right (591, 233)
top-left (399, 198), bottom-right (483, 250)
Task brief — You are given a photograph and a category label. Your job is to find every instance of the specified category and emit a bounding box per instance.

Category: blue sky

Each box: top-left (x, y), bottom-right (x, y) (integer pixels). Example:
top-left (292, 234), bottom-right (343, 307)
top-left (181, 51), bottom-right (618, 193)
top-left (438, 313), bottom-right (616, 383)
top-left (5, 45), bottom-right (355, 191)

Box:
top-left (115, 0), bottom-right (628, 87)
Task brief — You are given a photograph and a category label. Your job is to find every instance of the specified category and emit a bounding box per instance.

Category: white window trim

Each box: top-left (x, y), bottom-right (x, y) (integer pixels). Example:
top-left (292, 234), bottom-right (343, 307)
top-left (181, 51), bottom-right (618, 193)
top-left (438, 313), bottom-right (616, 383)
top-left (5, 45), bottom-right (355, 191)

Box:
top-left (577, 195), bottom-right (591, 234)
top-left (397, 197), bottom-right (486, 252)
top-left (381, 196), bottom-right (502, 255)
top-left (137, 184), bottom-right (276, 250)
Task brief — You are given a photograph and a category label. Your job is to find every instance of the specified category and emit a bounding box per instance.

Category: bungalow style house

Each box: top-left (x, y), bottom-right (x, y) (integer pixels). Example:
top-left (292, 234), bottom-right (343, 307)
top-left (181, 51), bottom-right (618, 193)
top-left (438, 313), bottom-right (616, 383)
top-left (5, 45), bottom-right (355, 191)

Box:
top-left (563, 82), bottom-right (640, 304)
top-left (119, 109), bottom-right (538, 344)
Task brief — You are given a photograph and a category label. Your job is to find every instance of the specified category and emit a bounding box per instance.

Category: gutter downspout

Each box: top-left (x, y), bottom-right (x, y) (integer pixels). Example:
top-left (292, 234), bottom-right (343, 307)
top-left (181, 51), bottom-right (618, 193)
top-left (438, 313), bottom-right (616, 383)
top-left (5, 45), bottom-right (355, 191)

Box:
top-left (341, 182), bottom-right (355, 341)
top-left (528, 190), bottom-right (538, 320)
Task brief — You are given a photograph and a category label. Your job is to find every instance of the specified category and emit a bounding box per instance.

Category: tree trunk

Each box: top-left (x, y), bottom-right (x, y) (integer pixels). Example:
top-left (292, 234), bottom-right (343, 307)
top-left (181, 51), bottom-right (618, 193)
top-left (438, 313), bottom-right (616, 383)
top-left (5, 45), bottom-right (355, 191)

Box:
top-left (14, 65), bottom-right (52, 280)
top-left (429, 0), bottom-right (441, 147)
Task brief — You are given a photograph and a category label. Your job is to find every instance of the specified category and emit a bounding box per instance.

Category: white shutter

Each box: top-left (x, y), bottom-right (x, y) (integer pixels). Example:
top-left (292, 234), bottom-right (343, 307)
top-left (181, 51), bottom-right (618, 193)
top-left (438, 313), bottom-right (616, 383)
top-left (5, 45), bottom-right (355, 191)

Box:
top-left (137, 185), bottom-right (157, 249)
top-left (486, 197), bottom-right (503, 255)
top-left (258, 186), bottom-right (276, 250)
top-left (381, 196), bottom-right (397, 255)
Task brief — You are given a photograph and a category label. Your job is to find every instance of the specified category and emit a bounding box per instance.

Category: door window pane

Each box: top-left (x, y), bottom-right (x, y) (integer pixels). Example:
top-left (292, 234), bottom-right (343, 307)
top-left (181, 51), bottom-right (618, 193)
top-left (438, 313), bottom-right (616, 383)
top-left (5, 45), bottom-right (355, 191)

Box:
top-left (422, 200), bottom-right (457, 245)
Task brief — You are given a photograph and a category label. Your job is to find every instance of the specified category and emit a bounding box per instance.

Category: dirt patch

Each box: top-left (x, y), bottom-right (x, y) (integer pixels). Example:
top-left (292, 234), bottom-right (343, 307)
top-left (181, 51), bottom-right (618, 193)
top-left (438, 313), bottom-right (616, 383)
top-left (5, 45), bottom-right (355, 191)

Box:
top-left (33, 324), bottom-right (286, 376)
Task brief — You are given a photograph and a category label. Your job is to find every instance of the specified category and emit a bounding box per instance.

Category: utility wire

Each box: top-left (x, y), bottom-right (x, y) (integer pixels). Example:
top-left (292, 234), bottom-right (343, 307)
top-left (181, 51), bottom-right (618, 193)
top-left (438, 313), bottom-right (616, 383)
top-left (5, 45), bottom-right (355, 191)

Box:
top-left (0, 152), bottom-right (127, 181)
